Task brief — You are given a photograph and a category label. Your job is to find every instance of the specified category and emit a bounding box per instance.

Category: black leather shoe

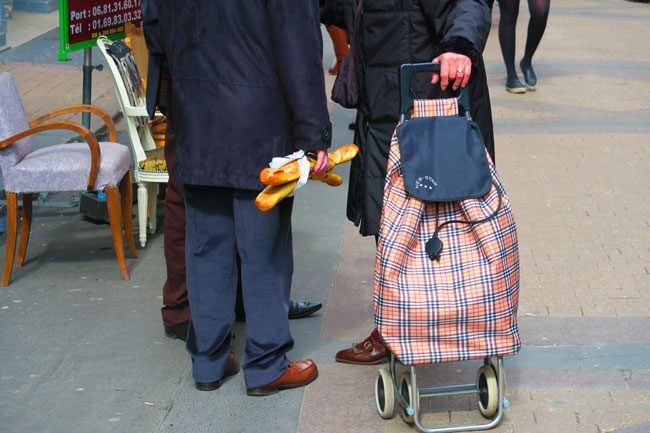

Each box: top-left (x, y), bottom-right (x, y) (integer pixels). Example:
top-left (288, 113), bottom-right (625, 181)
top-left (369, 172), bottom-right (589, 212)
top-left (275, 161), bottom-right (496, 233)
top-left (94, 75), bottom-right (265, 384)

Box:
top-left (195, 352), bottom-right (240, 391)
top-left (237, 300), bottom-right (323, 321)
top-left (520, 59), bottom-right (537, 90)
top-left (164, 321), bottom-right (189, 342)
top-left (505, 76), bottom-right (526, 94)
top-left (288, 301), bottom-right (322, 320)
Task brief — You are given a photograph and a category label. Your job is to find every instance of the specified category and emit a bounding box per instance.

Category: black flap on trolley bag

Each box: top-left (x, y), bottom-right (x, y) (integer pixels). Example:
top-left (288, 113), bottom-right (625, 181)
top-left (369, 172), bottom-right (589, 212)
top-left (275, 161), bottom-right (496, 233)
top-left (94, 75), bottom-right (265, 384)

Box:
top-left (396, 115), bottom-right (491, 202)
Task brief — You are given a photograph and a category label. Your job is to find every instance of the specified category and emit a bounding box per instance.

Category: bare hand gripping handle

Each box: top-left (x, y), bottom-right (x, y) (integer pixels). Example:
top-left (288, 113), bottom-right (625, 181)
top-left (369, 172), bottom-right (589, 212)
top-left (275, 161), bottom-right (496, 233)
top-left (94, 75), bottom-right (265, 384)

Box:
top-left (398, 62), bottom-right (470, 116)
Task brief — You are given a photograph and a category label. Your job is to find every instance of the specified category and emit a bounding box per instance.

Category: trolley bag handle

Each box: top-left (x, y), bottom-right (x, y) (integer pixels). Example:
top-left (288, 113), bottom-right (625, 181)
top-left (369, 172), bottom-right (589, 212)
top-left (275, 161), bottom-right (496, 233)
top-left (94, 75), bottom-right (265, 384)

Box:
top-left (396, 62), bottom-right (501, 261)
top-left (398, 62), bottom-right (470, 117)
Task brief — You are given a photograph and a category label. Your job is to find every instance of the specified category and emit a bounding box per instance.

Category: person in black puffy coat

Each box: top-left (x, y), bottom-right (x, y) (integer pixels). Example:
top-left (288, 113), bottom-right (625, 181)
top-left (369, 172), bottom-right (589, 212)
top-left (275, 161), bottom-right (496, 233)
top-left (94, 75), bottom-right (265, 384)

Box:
top-left (335, 0), bottom-right (496, 365)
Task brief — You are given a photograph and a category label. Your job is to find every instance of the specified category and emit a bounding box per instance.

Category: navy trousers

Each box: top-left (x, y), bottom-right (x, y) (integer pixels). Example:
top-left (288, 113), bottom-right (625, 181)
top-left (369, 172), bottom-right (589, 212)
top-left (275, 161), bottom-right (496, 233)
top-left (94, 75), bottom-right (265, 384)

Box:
top-left (183, 185), bottom-right (294, 388)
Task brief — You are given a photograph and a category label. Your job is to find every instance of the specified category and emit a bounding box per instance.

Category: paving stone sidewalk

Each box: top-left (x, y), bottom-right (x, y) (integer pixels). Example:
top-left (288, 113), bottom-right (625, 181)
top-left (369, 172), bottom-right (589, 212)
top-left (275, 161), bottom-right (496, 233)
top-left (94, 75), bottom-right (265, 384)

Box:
top-left (0, 59), bottom-right (119, 128)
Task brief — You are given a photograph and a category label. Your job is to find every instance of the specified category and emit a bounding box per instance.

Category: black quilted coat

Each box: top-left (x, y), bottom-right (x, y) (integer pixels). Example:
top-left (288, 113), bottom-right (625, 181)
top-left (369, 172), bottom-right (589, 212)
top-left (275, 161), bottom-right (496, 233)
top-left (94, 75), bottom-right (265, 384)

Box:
top-left (346, 0), bottom-right (495, 236)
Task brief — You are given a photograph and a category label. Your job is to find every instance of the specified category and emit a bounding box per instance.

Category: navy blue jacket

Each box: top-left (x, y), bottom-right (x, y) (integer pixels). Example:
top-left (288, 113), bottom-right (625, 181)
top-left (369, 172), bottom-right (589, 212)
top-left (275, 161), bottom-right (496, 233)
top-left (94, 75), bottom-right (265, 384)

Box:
top-left (141, 0), bottom-right (163, 119)
top-left (153, 0), bottom-right (332, 190)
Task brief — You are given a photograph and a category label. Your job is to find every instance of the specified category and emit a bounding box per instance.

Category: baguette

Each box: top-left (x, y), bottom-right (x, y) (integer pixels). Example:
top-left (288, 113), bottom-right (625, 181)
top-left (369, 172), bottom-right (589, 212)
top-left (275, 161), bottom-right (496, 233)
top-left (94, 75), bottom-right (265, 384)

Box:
top-left (259, 160), bottom-right (310, 185)
top-left (326, 143), bottom-right (358, 165)
top-left (259, 144), bottom-right (358, 186)
top-left (310, 170), bottom-right (343, 187)
top-left (255, 179), bottom-right (299, 212)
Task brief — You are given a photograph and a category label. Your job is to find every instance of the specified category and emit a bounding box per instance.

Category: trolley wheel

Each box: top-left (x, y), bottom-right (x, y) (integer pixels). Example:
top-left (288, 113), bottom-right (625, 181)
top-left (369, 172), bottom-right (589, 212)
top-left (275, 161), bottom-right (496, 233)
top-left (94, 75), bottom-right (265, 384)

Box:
top-left (477, 365), bottom-right (498, 418)
top-left (398, 372), bottom-right (418, 424)
top-left (375, 368), bottom-right (395, 419)
top-left (489, 358), bottom-right (508, 393)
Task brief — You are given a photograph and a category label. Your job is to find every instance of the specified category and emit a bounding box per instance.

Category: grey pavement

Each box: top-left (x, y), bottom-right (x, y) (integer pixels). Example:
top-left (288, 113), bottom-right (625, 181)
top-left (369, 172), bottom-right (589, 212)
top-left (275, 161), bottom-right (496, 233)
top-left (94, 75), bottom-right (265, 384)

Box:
top-left (1, 1), bottom-right (649, 432)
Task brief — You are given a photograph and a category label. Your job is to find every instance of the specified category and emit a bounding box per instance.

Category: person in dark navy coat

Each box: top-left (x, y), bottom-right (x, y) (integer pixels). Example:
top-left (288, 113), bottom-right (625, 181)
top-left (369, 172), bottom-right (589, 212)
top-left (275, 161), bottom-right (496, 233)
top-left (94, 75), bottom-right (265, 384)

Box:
top-left (141, 0), bottom-right (325, 345)
top-left (152, 0), bottom-right (331, 395)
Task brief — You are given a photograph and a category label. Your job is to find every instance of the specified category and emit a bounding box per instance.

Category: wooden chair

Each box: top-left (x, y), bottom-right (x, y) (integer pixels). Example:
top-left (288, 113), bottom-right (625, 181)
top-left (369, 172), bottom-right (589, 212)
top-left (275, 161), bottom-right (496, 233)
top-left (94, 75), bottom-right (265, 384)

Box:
top-left (97, 36), bottom-right (169, 247)
top-left (0, 71), bottom-right (137, 286)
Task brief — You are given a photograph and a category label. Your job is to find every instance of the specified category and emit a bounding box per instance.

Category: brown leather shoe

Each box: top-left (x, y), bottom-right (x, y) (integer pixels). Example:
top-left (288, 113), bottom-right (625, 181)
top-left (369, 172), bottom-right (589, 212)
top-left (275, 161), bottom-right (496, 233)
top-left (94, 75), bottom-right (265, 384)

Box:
top-left (335, 328), bottom-right (387, 365)
top-left (195, 351), bottom-right (241, 391)
top-left (247, 359), bottom-right (318, 396)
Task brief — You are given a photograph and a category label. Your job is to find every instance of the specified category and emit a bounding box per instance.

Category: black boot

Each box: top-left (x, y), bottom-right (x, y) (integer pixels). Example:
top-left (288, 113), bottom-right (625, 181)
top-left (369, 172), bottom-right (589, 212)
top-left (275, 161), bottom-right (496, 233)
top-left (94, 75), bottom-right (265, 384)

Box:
top-left (520, 59), bottom-right (537, 90)
top-left (505, 75), bottom-right (526, 94)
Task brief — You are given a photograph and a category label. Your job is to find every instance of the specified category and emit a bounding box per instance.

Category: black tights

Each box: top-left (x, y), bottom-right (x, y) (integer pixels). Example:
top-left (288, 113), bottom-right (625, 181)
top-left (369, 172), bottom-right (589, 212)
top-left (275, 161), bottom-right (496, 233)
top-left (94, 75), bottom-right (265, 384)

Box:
top-left (498, 0), bottom-right (550, 78)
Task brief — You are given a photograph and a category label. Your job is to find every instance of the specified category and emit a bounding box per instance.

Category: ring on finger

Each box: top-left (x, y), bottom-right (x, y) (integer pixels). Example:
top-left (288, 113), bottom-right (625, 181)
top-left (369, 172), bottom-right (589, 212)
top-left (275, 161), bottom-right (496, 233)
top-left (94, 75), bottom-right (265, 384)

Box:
top-left (457, 67), bottom-right (465, 74)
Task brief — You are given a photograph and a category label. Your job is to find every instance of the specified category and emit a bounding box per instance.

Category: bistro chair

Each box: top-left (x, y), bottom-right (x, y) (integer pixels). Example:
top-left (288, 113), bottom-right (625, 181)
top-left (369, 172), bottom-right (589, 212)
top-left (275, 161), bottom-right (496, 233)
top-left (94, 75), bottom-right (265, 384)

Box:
top-left (0, 71), bottom-right (137, 286)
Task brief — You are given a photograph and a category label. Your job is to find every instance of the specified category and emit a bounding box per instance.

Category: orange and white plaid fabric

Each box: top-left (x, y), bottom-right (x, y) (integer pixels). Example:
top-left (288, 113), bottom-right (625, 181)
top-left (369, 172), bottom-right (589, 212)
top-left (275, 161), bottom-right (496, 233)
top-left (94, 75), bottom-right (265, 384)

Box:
top-left (374, 98), bottom-right (521, 365)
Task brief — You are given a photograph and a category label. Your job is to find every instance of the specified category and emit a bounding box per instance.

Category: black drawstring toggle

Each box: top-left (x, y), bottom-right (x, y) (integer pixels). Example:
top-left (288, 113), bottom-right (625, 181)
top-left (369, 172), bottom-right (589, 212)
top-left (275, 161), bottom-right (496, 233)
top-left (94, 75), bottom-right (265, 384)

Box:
top-left (423, 181), bottom-right (503, 262)
top-left (426, 233), bottom-right (443, 260)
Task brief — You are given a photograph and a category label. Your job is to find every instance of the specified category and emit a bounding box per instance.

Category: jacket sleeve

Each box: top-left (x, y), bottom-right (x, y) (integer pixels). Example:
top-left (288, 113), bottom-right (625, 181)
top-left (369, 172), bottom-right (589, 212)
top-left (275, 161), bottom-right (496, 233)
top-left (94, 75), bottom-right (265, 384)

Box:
top-left (141, 0), bottom-right (165, 117)
top-left (266, 0), bottom-right (332, 152)
top-left (141, 0), bottom-right (165, 63)
top-left (418, 0), bottom-right (491, 65)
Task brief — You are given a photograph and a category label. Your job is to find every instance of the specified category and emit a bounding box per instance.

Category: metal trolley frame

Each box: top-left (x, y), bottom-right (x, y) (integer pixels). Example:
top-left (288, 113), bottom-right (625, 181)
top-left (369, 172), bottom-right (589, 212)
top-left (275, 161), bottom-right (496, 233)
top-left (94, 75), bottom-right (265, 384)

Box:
top-left (375, 353), bottom-right (508, 432)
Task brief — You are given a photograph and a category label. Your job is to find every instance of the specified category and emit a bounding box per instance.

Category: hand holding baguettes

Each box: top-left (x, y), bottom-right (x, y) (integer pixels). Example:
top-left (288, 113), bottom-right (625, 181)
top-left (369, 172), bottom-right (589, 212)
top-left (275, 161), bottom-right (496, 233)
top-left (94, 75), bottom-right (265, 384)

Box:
top-left (259, 144), bottom-right (358, 186)
top-left (255, 170), bottom-right (343, 212)
top-left (255, 144), bottom-right (358, 212)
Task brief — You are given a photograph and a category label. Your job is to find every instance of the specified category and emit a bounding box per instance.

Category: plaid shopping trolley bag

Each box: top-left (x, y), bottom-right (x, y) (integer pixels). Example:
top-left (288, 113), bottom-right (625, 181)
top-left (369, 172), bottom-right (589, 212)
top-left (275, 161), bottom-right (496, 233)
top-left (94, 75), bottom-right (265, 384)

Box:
top-left (374, 64), bottom-right (521, 366)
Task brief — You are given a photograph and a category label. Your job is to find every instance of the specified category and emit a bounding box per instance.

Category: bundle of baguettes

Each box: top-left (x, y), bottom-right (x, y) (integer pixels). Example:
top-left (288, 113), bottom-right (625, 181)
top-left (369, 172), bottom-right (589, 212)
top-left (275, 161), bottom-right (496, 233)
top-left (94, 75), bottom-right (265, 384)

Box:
top-left (255, 144), bottom-right (358, 212)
